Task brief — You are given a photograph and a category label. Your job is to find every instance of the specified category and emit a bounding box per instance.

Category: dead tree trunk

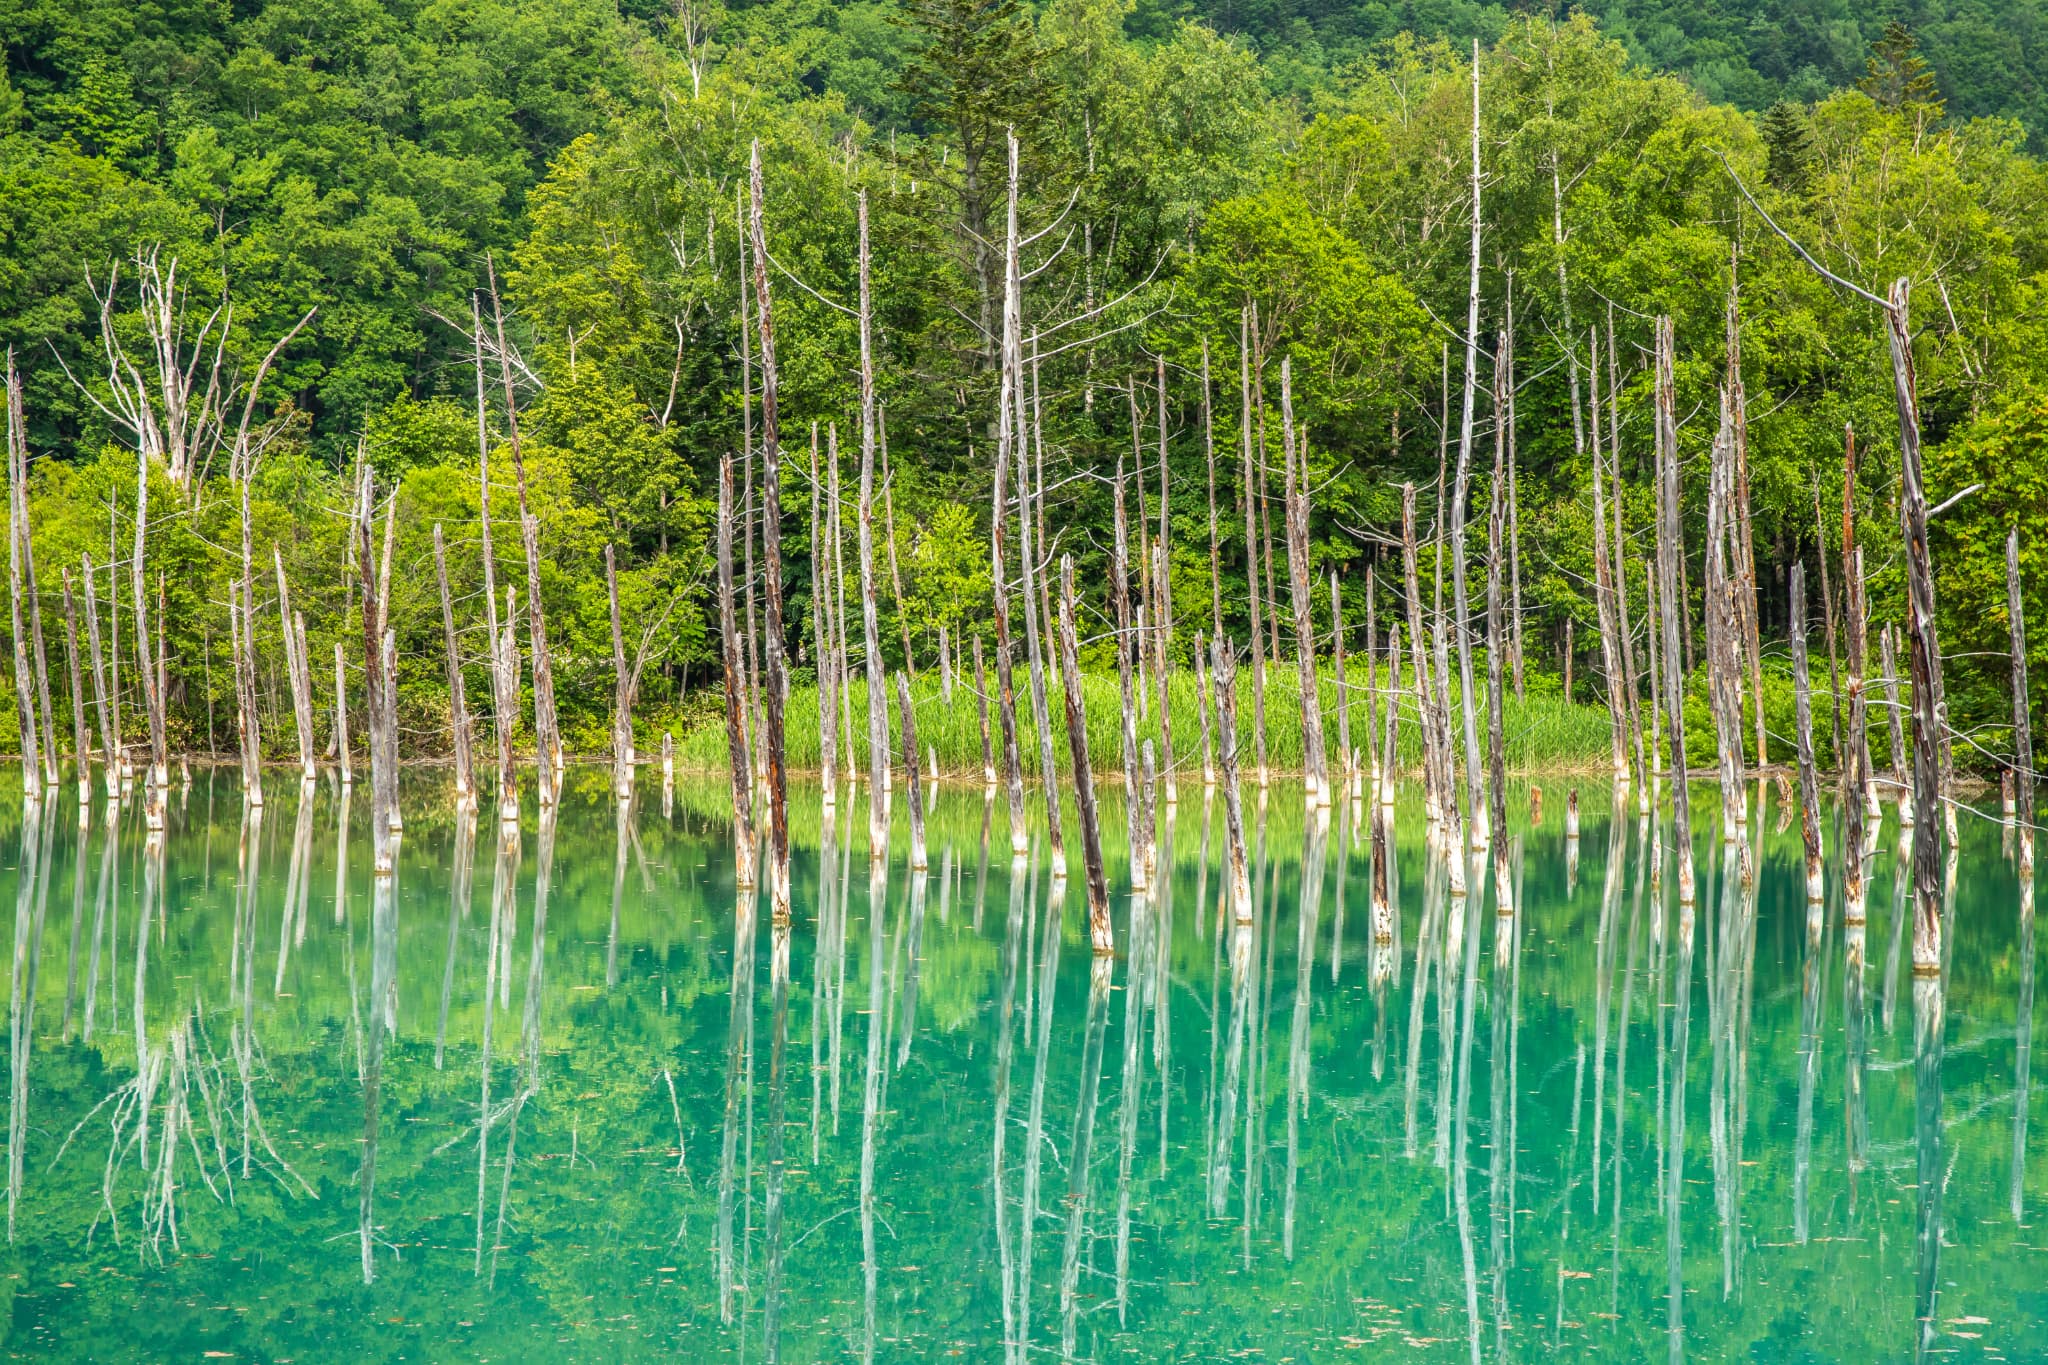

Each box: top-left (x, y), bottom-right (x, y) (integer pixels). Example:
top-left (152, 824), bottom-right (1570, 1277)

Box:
top-left (1399, 484), bottom-right (1440, 825)
top-left (1240, 309), bottom-right (1269, 787)
top-left (432, 525), bottom-right (474, 800)
top-left (719, 455), bottom-right (757, 887)
top-left (1881, 625), bottom-right (1912, 826)
top-left (810, 427), bottom-right (838, 803)
top-left (1813, 481), bottom-right (1844, 763)
top-left (2010, 529), bottom-right (2034, 865)
top-left (80, 553), bottom-right (113, 789)
top-left (471, 294), bottom-right (507, 815)
top-left (486, 257), bottom-right (559, 803)
top-left (896, 673), bottom-right (926, 872)
top-left (334, 641), bottom-right (354, 789)
top-left (1332, 571), bottom-right (1350, 789)
top-left (352, 468), bottom-right (399, 874)
top-left (3, 360), bottom-right (39, 801)
top-left (59, 571), bottom-right (88, 802)
top-left (1486, 441), bottom-right (1511, 916)
top-left (1887, 279), bottom-right (1948, 972)
top-left (1704, 390), bottom-right (1747, 853)
top-left (1058, 557), bottom-right (1113, 953)
top-left (883, 440), bottom-right (914, 677)
top-left (1211, 638), bottom-right (1251, 926)
top-left (857, 191), bottom-right (898, 856)
top-left (1842, 536), bottom-right (1870, 921)
top-left (985, 180), bottom-right (1030, 856)
top-left (128, 446), bottom-right (166, 809)
top-left (1113, 457), bottom-right (1143, 886)
top-left (1153, 354), bottom-right (1176, 802)
top-left (606, 544), bottom-right (634, 801)
top-left (1653, 316), bottom-right (1695, 907)
top-left (1011, 244), bottom-right (1065, 871)
top-left (9, 393), bottom-right (55, 791)
top-left (1790, 563), bottom-right (1823, 903)
top-left (1587, 327), bottom-right (1630, 791)
top-left (274, 549), bottom-right (316, 781)
top-left (1449, 40), bottom-right (1485, 844)
top-left (1278, 359), bottom-right (1327, 805)
top-left (1365, 566), bottom-right (1379, 790)
top-left (973, 635), bottom-right (994, 785)
top-left (748, 142), bottom-right (792, 920)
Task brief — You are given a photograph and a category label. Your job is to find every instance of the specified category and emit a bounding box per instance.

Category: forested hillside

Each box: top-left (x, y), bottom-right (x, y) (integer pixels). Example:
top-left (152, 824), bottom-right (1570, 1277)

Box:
top-left (0, 0), bottom-right (2045, 764)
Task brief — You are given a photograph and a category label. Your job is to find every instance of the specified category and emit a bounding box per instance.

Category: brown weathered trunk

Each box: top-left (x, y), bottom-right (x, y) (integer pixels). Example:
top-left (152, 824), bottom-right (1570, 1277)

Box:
top-left (2010, 529), bottom-right (2034, 864)
top-left (486, 257), bottom-right (559, 802)
top-left (1654, 317), bottom-right (1695, 906)
top-left (718, 455), bottom-right (757, 886)
top-left (1887, 280), bottom-right (1947, 971)
top-left (1057, 558), bottom-right (1113, 953)
top-left (1790, 564), bottom-right (1823, 904)
top-left (432, 524), bottom-right (474, 799)
top-left (896, 673), bottom-right (926, 871)
top-left (1278, 359), bottom-right (1327, 805)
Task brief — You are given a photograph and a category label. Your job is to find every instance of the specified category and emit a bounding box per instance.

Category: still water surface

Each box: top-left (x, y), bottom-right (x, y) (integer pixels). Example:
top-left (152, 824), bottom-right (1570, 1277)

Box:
top-left (1, 769), bottom-right (2042, 1361)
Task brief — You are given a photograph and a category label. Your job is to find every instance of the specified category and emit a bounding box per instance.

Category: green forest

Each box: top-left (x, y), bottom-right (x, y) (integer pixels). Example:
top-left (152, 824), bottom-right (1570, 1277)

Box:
top-left (1, 0), bottom-right (2045, 770)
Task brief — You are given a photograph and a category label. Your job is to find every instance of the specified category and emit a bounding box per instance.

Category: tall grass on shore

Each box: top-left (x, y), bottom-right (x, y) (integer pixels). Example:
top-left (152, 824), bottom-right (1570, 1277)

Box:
top-left (675, 663), bottom-right (1612, 777)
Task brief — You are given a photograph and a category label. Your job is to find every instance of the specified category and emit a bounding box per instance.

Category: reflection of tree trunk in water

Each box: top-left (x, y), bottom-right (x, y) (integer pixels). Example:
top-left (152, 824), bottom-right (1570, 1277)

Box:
top-left (894, 868), bottom-right (927, 1072)
top-left (858, 852), bottom-right (889, 1365)
top-left (6, 800), bottom-right (47, 1239)
top-left (718, 880), bottom-right (760, 1325)
top-left (359, 843), bottom-right (397, 1285)
top-left (474, 824), bottom-right (518, 1274)
top-left (1112, 888), bottom-right (1154, 1320)
top-left (436, 803), bottom-right (477, 1070)
top-left (1153, 812), bottom-right (1175, 1178)
top-left (235, 805), bottom-right (265, 1177)
top-left (1884, 835), bottom-right (1910, 1035)
top-left (1793, 892), bottom-right (1825, 1243)
top-left (1403, 850), bottom-right (1442, 1161)
top-left (62, 795), bottom-right (89, 1037)
top-left (1913, 971), bottom-right (1946, 1364)
top-left (1609, 831), bottom-right (1646, 1313)
top-left (830, 811), bottom-right (853, 1131)
top-left (1845, 900), bottom-right (1870, 1191)
top-left (1017, 860), bottom-right (1055, 1350)
top-left (990, 858), bottom-right (1026, 1365)
top-left (606, 798), bottom-right (628, 988)
top-left (1436, 850), bottom-right (1461, 1174)
top-left (488, 809), bottom-right (553, 1289)
top-left (273, 785), bottom-right (314, 995)
top-left (1664, 894), bottom-right (1696, 1365)
top-left (1282, 816), bottom-right (1324, 1262)
top-left (1245, 811), bottom-right (1277, 1255)
top-left (82, 800), bottom-right (116, 1041)
top-left (1449, 856), bottom-right (1482, 1365)
top-left (812, 806), bottom-right (839, 1162)
top-left (1058, 957), bottom-right (1112, 1364)
top-left (1591, 809), bottom-right (1626, 1217)
top-left (762, 911), bottom-right (790, 1364)
top-left (2012, 867), bottom-right (2036, 1221)
top-left (1489, 896), bottom-right (1515, 1352)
